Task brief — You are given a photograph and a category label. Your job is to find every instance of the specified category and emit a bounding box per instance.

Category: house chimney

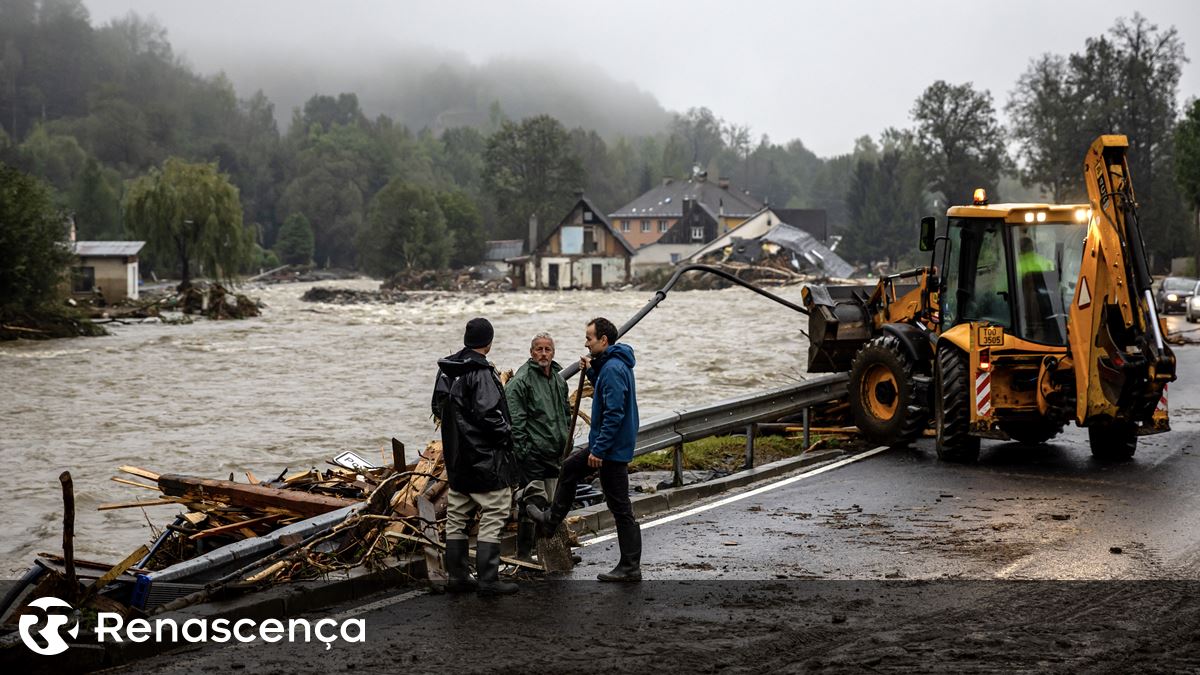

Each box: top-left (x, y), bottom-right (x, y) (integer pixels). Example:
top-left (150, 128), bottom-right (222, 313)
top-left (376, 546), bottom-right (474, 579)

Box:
top-left (718, 177), bottom-right (730, 190)
top-left (574, 188), bottom-right (585, 199)
top-left (528, 213), bottom-right (538, 253)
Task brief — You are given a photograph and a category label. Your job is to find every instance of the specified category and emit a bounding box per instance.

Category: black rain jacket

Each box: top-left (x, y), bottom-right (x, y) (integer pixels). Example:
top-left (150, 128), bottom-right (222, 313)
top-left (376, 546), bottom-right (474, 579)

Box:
top-left (431, 348), bottom-right (518, 493)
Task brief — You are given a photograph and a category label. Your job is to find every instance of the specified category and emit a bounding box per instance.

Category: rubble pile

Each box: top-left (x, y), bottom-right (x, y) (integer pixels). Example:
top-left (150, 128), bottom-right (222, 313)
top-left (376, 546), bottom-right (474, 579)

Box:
top-left (300, 287), bottom-right (411, 305)
top-left (382, 268), bottom-right (512, 293)
top-left (175, 283), bottom-right (262, 319)
top-left (0, 441), bottom-right (475, 624)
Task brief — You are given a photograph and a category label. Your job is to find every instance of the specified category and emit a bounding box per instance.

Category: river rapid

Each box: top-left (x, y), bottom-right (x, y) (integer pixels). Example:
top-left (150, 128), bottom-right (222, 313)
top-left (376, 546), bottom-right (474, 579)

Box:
top-left (0, 279), bottom-right (812, 574)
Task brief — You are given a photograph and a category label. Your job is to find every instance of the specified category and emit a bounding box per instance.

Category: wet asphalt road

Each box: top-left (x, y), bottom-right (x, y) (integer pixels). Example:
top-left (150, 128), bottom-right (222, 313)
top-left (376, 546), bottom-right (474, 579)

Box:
top-left (119, 331), bottom-right (1200, 673)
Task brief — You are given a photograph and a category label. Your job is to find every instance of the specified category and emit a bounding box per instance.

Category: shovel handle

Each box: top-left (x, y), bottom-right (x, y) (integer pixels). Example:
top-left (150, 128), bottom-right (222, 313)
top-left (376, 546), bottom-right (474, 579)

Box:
top-left (563, 368), bottom-right (586, 459)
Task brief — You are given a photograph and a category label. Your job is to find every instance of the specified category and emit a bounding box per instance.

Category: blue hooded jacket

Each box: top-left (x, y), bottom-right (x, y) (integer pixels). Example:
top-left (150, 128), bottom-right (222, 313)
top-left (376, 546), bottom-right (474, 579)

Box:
top-left (586, 342), bottom-right (639, 463)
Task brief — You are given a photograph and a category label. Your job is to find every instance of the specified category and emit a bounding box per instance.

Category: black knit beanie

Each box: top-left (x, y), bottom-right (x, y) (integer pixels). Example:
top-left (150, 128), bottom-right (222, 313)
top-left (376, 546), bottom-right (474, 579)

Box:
top-left (463, 317), bottom-right (494, 348)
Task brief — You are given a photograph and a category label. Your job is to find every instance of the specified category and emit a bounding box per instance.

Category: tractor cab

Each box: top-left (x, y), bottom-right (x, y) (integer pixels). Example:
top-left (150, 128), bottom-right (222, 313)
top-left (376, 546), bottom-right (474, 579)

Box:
top-left (934, 191), bottom-right (1091, 347)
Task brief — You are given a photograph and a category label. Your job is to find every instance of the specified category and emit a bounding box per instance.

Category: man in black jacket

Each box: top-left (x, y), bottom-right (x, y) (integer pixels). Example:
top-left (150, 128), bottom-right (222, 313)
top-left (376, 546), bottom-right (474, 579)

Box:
top-left (431, 317), bottom-right (519, 596)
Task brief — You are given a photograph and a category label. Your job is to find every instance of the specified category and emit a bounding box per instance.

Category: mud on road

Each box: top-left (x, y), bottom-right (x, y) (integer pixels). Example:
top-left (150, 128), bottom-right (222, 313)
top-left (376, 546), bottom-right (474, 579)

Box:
top-left (118, 580), bottom-right (1200, 674)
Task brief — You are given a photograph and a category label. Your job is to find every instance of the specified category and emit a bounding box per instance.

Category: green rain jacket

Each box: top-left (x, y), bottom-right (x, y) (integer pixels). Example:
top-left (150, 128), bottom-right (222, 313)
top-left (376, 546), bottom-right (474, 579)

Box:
top-left (505, 358), bottom-right (570, 481)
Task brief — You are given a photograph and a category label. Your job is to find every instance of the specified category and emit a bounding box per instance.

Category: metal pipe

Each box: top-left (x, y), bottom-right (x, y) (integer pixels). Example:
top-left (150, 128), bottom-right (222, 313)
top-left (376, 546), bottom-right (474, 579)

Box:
top-left (563, 264), bottom-right (809, 378)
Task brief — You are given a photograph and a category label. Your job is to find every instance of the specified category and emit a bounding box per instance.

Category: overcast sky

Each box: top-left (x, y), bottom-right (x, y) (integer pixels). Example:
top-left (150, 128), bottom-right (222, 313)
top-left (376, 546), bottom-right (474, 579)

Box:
top-left (84, 0), bottom-right (1199, 157)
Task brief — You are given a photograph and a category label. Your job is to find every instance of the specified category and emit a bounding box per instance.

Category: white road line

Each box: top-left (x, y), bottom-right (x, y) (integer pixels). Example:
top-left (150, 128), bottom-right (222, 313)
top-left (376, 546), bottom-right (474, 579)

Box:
top-left (329, 589), bottom-right (425, 620)
top-left (329, 446), bottom-right (890, 616)
top-left (581, 445), bottom-right (891, 547)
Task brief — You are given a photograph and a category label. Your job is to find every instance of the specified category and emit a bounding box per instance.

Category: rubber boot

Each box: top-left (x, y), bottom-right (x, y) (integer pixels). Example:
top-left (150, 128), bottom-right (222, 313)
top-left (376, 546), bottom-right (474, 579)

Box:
top-left (444, 538), bottom-right (477, 593)
top-left (515, 520), bottom-right (538, 561)
top-left (597, 522), bottom-right (642, 582)
top-left (476, 541), bottom-right (518, 596)
top-left (525, 501), bottom-right (564, 538)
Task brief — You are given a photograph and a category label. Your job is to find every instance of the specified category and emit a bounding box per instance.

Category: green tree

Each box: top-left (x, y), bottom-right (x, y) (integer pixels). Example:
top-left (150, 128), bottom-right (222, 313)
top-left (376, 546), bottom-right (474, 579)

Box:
top-left (123, 157), bottom-right (250, 289)
top-left (1176, 99), bottom-right (1200, 274)
top-left (17, 124), bottom-right (86, 192)
top-left (358, 180), bottom-right (451, 276)
top-left (70, 156), bottom-right (121, 238)
top-left (912, 80), bottom-right (1008, 207)
top-left (0, 162), bottom-right (72, 320)
top-left (843, 132), bottom-right (927, 268)
top-left (274, 212), bottom-right (314, 265)
top-left (483, 115), bottom-right (583, 239)
top-left (436, 189), bottom-right (484, 268)
top-left (1007, 55), bottom-right (1088, 201)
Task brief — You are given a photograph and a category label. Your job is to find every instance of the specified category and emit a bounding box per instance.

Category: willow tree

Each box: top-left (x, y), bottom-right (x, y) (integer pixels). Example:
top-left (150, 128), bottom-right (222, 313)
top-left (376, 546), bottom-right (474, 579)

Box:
top-left (124, 157), bottom-right (250, 289)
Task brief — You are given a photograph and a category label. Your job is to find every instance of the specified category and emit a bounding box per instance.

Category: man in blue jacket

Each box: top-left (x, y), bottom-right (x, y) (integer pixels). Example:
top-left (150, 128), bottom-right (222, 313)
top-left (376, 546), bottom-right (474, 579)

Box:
top-left (528, 317), bottom-right (641, 582)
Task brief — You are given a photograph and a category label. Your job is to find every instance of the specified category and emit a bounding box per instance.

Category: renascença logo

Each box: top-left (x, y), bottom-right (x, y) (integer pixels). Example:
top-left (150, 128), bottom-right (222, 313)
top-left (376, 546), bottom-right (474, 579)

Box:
top-left (18, 597), bottom-right (79, 656)
top-left (18, 596), bottom-right (366, 655)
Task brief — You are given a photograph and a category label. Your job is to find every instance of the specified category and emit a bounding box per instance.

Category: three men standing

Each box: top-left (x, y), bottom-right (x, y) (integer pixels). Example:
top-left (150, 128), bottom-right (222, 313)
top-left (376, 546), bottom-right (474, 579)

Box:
top-left (529, 317), bottom-right (642, 582)
top-left (432, 318), bottom-right (520, 596)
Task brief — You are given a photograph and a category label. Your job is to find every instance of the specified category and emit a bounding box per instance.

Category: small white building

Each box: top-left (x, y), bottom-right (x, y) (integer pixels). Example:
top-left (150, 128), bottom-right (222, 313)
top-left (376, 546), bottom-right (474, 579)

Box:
top-left (72, 241), bottom-right (145, 303)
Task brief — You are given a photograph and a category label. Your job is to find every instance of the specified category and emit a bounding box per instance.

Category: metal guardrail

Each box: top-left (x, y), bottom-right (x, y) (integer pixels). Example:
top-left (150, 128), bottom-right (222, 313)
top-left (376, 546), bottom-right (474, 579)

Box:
top-left (573, 373), bottom-right (849, 484)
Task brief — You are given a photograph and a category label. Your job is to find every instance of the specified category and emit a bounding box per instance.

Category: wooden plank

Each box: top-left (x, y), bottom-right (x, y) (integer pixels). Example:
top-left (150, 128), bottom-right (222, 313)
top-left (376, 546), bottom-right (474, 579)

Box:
top-left (81, 545), bottom-right (150, 603)
top-left (111, 476), bottom-right (161, 491)
top-left (118, 465), bottom-right (160, 481)
top-left (417, 496), bottom-right (445, 582)
top-left (157, 474), bottom-right (357, 518)
top-left (187, 513), bottom-right (285, 540)
top-left (98, 497), bottom-right (183, 510)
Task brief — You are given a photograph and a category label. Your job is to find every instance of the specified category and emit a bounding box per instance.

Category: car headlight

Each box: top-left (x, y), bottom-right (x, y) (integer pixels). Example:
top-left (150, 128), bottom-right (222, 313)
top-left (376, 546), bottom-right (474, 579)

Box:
top-left (1167, 293), bottom-right (1178, 301)
top-left (1191, 297), bottom-right (1200, 308)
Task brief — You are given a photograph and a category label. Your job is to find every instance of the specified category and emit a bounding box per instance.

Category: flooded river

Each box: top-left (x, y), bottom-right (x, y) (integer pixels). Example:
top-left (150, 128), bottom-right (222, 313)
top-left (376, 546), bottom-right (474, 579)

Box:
top-left (0, 279), bottom-right (812, 574)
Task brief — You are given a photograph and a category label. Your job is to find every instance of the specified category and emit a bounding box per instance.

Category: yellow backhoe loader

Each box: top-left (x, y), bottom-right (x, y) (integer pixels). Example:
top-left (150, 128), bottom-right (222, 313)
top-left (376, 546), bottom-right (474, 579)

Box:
top-left (803, 135), bottom-right (1175, 461)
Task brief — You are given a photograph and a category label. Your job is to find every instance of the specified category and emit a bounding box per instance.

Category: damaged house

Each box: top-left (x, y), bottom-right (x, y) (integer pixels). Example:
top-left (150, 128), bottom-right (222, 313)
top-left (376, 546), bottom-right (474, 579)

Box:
top-left (512, 194), bottom-right (635, 289)
top-left (687, 208), bottom-right (853, 279)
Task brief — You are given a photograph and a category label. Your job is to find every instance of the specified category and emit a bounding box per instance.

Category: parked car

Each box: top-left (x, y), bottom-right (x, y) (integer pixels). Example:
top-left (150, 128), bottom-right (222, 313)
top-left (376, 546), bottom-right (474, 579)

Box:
top-left (1156, 276), bottom-right (1197, 314)
top-left (1187, 280), bottom-right (1200, 322)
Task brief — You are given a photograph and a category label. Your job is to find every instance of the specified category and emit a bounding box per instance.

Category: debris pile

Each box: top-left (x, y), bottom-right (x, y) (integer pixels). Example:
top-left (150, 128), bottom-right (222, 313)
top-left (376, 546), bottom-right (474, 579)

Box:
top-left (83, 282), bottom-right (262, 324)
top-left (301, 287), bottom-right (410, 305)
top-left (0, 441), bottom-right (495, 625)
top-left (175, 283), bottom-right (262, 319)
top-left (382, 268), bottom-right (512, 293)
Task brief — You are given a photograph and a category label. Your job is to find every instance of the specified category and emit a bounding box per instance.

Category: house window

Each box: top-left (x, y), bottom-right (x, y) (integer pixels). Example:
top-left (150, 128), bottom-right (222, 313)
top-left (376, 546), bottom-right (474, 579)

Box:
top-left (72, 266), bottom-right (95, 293)
top-left (641, 220), bottom-right (651, 233)
top-left (659, 220), bottom-right (669, 233)
top-left (622, 220), bottom-right (630, 232)
top-left (691, 226), bottom-right (704, 241)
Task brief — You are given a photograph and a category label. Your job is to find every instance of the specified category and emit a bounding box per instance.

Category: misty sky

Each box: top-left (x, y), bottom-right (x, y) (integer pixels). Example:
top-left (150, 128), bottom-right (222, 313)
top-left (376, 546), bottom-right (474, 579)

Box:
top-left (84, 0), bottom-right (1200, 158)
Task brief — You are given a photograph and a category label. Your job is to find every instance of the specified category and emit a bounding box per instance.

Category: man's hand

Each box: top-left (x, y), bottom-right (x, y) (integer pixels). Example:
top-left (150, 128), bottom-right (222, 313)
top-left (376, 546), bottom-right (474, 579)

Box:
top-left (579, 355), bottom-right (592, 372)
top-left (587, 453), bottom-right (602, 468)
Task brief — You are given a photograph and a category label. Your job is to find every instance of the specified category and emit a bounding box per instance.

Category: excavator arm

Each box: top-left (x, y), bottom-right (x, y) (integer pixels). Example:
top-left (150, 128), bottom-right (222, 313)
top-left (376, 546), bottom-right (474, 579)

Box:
top-left (1067, 135), bottom-right (1175, 428)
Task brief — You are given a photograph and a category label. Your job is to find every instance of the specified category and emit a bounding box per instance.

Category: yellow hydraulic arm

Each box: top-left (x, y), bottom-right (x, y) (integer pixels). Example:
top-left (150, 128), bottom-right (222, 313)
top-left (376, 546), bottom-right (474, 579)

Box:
top-left (1068, 135), bottom-right (1175, 425)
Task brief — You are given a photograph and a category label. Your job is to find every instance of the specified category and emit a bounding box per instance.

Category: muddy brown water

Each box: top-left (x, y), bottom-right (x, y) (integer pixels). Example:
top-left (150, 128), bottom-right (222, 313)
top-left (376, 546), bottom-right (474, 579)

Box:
top-left (0, 279), bottom-right (812, 574)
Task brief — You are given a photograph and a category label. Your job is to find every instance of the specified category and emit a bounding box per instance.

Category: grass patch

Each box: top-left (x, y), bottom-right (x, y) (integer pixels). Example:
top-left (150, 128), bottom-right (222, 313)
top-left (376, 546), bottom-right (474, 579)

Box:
top-left (629, 434), bottom-right (846, 474)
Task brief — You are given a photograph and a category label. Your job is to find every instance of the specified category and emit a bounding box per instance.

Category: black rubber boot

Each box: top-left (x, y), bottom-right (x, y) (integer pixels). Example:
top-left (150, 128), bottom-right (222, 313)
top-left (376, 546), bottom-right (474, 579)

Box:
top-left (525, 501), bottom-right (564, 538)
top-left (597, 522), bottom-right (642, 582)
top-left (515, 520), bottom-right (537, 561)
top-left (476, 541), bottom-right (518, 596)
top-left (444, 538), bottom-right (477, 593)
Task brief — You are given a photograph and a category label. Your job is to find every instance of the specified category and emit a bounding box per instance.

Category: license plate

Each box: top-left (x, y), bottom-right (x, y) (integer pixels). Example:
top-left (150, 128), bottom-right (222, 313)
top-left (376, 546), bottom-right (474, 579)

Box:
top-left (979, 325), bottom-right (1005, 346)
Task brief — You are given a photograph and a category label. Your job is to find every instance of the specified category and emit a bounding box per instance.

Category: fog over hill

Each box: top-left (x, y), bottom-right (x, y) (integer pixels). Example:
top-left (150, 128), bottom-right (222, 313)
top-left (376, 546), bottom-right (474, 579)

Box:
top-left (184, 45), bottom-right (673, 139)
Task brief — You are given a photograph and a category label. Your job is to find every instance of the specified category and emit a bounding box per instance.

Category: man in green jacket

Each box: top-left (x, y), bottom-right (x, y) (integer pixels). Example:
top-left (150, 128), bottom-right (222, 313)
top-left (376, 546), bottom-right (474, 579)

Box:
top-left (505, 332), bottom-right (570, 560)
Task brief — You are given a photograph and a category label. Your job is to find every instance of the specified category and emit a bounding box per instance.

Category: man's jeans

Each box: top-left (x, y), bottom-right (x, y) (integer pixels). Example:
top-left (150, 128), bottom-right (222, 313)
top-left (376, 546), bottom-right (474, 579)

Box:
top-left (550, 449), bottom-right (636, 526)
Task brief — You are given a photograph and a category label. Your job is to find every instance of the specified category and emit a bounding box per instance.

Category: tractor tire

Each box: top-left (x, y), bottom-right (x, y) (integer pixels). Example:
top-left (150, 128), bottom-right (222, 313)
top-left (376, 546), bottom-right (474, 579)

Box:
top-left (1089, 421), bottom-right (1137, 461)
top-left (848, 335), bottom-right (928, 447)
top-left (1000, 420), bottom-right (1064, 446)
top-left (934, 346), bottom-right (980, 462)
